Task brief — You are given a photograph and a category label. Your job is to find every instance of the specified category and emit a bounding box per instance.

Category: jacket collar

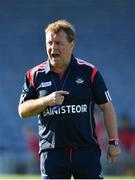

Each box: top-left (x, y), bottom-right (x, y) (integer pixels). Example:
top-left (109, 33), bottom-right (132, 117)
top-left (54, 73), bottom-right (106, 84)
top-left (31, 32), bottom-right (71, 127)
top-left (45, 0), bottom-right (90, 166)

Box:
top-left (44, 55), bottom-right (78, 74)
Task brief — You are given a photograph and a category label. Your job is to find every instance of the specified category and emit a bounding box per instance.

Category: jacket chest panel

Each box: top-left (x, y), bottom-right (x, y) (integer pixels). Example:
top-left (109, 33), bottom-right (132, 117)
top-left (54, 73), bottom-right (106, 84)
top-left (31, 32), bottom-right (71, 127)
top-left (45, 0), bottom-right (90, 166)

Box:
top-left (36, 70), bottom-right (93, 101)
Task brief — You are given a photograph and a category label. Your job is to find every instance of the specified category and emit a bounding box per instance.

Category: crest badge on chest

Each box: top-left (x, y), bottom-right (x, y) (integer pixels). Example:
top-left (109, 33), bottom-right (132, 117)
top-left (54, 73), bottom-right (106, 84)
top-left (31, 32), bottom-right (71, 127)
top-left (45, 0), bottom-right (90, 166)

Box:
top-left (75, 77), bottom-right (85, 84)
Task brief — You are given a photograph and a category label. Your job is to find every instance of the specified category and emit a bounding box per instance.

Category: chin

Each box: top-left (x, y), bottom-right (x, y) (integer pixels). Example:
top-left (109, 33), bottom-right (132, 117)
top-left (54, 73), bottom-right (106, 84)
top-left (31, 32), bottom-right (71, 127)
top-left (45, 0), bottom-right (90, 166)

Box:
top-left (52, 59), bottom-right (61, 66)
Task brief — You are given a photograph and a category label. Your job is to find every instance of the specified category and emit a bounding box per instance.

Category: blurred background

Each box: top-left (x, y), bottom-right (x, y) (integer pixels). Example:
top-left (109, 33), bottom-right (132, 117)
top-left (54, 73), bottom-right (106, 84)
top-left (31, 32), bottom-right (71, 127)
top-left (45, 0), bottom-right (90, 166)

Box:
top-left (0, 0), bottom-right (135, 177)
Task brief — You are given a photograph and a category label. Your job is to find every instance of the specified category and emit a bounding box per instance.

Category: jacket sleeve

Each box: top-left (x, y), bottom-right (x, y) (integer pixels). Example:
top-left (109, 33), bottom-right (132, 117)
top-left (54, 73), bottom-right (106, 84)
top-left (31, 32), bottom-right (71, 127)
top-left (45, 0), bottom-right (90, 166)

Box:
top-left (19, 70), bottom-right (37, 104)
top-left (92, 70), bottom-right (112, 105)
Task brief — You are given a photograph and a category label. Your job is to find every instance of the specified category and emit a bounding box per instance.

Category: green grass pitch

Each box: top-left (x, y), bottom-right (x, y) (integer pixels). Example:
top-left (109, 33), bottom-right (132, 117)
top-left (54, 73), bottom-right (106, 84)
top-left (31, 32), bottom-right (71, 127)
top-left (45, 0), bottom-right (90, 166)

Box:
top-left (0, 175), bottom-right (135, 179)
top-left (0, 175), bottom-right (40, 179)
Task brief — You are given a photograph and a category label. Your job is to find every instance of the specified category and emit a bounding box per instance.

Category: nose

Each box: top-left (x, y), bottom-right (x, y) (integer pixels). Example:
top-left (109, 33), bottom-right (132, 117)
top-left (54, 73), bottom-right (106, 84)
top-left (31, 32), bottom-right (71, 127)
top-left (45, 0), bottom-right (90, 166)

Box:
top-left (51, 42), bottom-right (57, 50)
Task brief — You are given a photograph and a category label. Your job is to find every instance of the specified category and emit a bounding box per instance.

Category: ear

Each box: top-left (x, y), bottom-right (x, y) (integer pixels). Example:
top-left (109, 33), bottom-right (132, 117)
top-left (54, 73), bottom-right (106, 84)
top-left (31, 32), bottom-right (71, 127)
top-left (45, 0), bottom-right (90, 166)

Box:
top-left (70, 41), bottom-right (75, 50)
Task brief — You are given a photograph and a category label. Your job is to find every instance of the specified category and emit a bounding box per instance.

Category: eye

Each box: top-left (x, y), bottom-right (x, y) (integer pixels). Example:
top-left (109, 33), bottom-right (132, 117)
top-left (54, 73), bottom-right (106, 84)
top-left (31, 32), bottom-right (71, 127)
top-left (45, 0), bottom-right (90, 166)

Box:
top-left (47, 41), bottom-right (52, 46)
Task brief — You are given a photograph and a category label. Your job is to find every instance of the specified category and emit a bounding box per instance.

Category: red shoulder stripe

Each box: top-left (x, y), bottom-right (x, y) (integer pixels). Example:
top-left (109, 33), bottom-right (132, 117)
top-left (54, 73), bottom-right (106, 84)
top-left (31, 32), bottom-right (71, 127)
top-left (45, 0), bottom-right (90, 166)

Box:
top-left (91, 67), bottom-right (97, 82)
top-left (26, 61), bottom-right (47, 88)
top-left (76, 58), bottom-right (97, 82)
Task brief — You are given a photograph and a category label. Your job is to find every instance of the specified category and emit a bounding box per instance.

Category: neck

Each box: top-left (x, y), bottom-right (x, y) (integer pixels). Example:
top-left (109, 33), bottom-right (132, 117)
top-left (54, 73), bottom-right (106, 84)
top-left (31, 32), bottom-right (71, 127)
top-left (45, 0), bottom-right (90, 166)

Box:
top-left (52, 66), bottom-right (67, 77)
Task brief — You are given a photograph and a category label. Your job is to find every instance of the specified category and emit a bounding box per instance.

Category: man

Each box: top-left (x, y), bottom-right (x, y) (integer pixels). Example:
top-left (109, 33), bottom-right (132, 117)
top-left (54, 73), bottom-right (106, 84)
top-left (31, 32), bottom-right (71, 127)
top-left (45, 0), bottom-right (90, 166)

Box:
top-left (18, 19), bottom-right (121, 179)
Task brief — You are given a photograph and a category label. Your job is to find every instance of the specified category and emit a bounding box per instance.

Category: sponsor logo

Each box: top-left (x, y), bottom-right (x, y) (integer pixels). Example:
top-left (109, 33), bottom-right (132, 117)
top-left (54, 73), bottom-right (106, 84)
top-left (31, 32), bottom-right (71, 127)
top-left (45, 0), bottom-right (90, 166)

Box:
top-left (43, 104), bottom-right (88, 117)
top-left (41, 81), bottom-right (52, 87)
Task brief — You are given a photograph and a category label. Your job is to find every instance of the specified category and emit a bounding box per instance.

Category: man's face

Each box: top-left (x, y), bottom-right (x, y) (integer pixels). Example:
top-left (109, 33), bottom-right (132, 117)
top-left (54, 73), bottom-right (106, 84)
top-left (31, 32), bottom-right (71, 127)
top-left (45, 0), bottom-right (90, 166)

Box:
top-left (46, 30), bottom-right (75, 68)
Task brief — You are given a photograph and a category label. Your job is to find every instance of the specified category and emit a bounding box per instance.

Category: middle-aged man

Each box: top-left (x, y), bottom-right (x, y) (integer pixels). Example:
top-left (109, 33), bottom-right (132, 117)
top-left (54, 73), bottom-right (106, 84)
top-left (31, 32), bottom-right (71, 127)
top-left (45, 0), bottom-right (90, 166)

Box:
top-left (18, 19), bottom-right (121, 179)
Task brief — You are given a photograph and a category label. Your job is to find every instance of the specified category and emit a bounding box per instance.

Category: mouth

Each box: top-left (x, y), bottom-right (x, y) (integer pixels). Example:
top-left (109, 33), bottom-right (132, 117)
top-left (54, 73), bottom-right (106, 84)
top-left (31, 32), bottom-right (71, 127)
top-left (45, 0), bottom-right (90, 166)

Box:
top-left (51, 53), bottom-right (60, 58)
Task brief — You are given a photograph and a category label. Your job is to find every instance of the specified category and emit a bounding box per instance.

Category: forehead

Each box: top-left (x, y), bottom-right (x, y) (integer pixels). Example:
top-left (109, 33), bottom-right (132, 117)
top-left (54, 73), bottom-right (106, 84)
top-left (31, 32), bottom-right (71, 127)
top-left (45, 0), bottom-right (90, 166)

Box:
top-left (46, 30), bottom-right (68, 41)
